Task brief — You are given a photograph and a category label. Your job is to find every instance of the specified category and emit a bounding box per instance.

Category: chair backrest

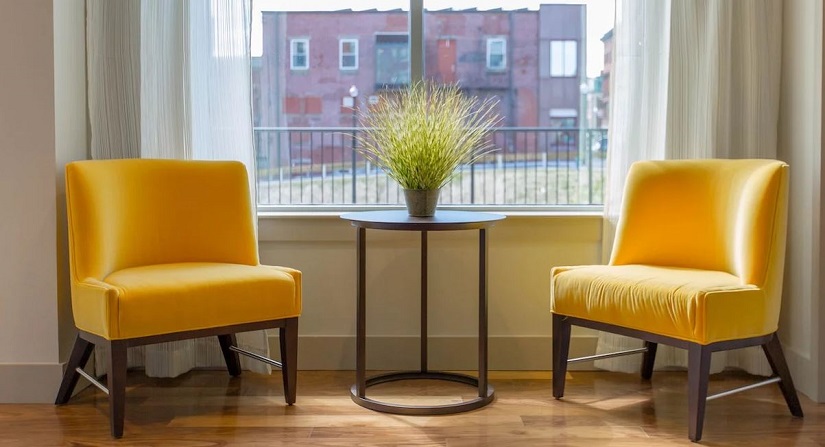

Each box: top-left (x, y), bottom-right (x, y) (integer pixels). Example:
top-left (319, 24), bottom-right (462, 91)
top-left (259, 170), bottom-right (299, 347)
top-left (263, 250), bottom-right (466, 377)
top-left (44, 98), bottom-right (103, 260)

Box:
top-left (610, 159), bottom-right (789, 322)
top-left (65, 159), bottom-right (259, 281)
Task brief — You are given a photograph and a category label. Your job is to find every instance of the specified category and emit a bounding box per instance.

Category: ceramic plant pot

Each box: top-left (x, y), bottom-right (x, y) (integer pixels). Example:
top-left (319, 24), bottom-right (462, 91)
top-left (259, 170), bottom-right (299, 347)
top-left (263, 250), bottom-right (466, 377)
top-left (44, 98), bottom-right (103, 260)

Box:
top-left (403, 188), bottom-right (441, 217)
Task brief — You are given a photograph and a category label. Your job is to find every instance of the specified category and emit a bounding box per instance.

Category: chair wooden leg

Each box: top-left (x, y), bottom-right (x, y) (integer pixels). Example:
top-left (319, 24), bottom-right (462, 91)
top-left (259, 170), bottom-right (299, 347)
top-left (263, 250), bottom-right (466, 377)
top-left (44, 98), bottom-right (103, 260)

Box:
top-left (218, 334), bottom-right (242, 377)
top-left (55, 334), bottom-right (95, 405)
top-left (552, 313), bottom-right (571, 399)
top-left (279, 317), bottom-right (299, 405)
top-left (688, 343), bottom-right (711, 442)
top-left (107, 340), bottom-right (128, 438)
top-left (762, 333), bottom-right (804, 417)
top-left (641, 341), bottom-right (658, 380)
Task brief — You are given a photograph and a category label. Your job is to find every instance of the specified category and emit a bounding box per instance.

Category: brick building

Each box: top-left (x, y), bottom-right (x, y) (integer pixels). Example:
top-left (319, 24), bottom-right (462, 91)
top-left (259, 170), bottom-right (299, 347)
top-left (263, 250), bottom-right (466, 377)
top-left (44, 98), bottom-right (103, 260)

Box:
top-left (252, 5), bottom-right (585, 165)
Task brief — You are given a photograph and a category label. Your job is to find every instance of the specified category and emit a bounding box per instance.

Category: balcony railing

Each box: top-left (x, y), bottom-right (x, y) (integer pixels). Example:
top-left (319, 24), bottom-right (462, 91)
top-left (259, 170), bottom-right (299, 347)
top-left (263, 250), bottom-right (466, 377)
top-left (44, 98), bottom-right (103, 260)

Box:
top-left (254, 126), bottom-right (607, 207)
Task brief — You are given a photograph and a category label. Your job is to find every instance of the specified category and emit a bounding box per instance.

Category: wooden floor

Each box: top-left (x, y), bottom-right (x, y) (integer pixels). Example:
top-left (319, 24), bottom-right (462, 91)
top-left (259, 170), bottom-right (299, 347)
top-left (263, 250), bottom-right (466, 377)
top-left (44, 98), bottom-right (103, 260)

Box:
top-left (1, 369), bottom-right (822, 446)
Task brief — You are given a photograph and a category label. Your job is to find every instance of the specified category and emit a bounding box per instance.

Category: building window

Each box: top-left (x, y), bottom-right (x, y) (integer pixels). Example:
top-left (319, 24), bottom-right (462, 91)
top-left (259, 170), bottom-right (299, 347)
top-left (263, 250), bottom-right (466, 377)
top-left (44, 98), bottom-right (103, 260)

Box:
top-left (550, 40), bottom-right (577, 77)
top-left (290, 38), bottom-right (309, 70)
top-left (375, 34), bottom-right (410, 89)
top-left (486, 38), bottom-right (506, 70)
top-left (339, 38), bottom-right (359, 70)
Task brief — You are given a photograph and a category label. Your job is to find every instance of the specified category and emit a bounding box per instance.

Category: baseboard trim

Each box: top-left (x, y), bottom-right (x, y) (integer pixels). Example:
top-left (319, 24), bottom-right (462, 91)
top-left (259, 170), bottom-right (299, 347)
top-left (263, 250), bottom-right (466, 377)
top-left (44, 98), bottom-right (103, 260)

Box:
top-left (268, 335), bottom-right (599, 371)
top-left (0, 363), bottom-right (65, 403)
top-left (0, 335), bottom-right (599, 402)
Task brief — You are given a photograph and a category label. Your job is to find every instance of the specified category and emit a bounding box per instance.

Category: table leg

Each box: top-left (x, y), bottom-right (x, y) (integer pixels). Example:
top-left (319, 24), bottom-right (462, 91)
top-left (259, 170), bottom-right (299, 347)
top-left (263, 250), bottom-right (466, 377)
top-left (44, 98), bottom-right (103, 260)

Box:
top-left (478, 228), bottom-right (488, 397)
top-left (421, 230), bottom-right (428, 373)
top-left (356, 227), bottom-right (367, 398)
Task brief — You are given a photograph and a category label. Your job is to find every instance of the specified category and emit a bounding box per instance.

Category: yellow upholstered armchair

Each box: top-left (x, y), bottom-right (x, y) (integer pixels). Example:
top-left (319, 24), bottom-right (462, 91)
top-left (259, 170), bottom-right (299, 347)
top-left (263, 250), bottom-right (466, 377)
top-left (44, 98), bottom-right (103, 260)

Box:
top-left (550, 159), bottom-right (803, 442)
top-left (55, 159), bottom-right (302, 438)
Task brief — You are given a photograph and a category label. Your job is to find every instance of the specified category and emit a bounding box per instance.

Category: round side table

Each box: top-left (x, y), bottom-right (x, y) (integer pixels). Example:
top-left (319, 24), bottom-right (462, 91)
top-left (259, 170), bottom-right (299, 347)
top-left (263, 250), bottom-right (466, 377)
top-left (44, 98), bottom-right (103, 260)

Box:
top-left (340, 209), bottom-right (505, 415)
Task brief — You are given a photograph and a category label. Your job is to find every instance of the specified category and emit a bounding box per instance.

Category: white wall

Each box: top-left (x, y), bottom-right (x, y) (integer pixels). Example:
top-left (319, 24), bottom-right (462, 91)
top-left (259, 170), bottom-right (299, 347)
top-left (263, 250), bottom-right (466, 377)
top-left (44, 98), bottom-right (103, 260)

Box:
top-left (54, 0), bottom-right (88, 362)
top-left (0, 0), bottom-right (86, 403)
top-left (0, 0), bottom-right (61, 402)
top-left (778, 0), bottom-right (824, 402)
top-left (811, 2), bottom-right (825, 402)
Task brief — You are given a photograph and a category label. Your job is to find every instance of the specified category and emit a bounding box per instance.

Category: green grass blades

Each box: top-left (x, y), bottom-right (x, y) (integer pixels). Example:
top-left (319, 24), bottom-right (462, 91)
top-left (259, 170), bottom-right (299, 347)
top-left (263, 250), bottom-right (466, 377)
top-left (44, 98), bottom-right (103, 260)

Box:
top-left (356, 80), bottom-right (501, 190)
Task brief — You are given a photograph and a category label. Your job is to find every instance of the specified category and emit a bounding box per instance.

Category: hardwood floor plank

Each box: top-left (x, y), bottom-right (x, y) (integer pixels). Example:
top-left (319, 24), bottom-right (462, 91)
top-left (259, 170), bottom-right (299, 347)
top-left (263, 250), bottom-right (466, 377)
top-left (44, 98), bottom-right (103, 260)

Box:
top-left (0, 370), bottom-right (819, 445)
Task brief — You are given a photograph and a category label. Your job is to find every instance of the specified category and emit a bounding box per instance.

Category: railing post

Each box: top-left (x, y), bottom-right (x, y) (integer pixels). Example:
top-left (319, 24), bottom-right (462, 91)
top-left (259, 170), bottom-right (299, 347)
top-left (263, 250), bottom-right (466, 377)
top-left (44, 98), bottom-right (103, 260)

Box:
top-left (470, 163), bottom-right (476, 204)
top-left (277, 130), bottom-right (283, 204)
top-left (588, 130), bottom-right (593, 204)
top-left (351, 119), bottom-right (357, 203)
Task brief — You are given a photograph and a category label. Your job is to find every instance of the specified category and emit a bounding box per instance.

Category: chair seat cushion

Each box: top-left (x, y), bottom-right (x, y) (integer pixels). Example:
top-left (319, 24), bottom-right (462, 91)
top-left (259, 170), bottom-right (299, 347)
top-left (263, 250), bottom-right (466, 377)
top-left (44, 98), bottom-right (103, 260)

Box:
top-left (102, 262), bottom-right (301, 339)
top-left (550, 265), bottom-right (771, 345)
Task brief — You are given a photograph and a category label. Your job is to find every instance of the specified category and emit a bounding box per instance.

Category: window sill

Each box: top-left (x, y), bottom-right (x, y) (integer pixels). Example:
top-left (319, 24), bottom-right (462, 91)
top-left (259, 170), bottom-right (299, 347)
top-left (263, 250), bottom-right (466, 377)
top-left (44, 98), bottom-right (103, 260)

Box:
top-left (257, 206), bottom-right (603, 243)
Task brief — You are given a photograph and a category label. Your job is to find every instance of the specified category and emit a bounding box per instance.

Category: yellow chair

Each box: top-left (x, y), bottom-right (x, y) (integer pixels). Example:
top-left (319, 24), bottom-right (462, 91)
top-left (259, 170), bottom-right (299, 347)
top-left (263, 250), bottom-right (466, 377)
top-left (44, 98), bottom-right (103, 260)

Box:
top-left (55, 159), bottom-right (302, 438)
top-left (550, 159), bottom-right (803, 442)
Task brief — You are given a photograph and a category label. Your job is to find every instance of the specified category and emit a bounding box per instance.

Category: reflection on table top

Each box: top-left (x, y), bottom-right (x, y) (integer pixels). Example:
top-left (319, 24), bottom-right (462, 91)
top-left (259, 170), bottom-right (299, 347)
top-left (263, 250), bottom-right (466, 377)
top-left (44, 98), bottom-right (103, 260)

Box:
top-left (340, 210), bottom-right (506, 231)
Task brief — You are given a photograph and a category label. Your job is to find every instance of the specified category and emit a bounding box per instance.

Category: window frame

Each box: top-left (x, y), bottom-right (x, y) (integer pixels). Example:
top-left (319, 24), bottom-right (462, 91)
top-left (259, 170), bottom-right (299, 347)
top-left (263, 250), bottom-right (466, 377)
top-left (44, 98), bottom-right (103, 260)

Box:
top-left (256, 4), bottom-right (604, 213)
top-left (339, 38), bottom-right (359, 70)
top-left (486, 37), bottom-right (507, 70)
top-left (290, 38), bottom-right (310, 71)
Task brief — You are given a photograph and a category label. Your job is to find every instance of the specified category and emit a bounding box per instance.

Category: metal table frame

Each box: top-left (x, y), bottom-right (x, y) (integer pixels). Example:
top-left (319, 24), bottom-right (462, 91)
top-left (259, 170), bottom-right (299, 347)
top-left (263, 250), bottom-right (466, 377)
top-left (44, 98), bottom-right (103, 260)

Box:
top-left (341, 210), bottom-right (505, 415)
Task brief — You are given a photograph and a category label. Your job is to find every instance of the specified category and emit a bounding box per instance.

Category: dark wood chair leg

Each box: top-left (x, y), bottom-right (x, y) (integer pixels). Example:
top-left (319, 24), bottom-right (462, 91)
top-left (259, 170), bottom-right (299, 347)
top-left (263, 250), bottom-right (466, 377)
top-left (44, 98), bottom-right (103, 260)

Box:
top-left (688, 343), bottom-right (712, 442)
top-left (218, 334), bottom-right (242, 377)
top-left (641, 341), bottom-right (658, 380)
top-left (55, 334), bottom-right (95, 405)
top-left (762, 333), bottom-right (804, 417)
top-left (552, 313), bottom-right (572, 399)
top-left (107, 340), bottom-right (128, 438)
top-left (279, 317), bottom-right (299, 405)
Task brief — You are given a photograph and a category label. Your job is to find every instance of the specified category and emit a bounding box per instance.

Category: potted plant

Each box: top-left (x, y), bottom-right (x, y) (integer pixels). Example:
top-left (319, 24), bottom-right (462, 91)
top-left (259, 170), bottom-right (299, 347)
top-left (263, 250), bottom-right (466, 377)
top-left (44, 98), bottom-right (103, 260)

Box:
top-left (355, 80), bottom-right (501, 217)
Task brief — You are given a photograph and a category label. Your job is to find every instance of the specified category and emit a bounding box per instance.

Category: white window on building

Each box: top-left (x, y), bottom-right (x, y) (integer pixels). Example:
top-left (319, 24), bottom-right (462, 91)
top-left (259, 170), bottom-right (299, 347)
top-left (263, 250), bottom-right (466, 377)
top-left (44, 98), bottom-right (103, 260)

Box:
top-left (486, 37), bottom-right (506, 70)
top-left (290, 38), bottom-right (309, 70)
top-left (339, 38), bottom-right (359, 70)
top-left (550, 40), bottom-right (577, 77)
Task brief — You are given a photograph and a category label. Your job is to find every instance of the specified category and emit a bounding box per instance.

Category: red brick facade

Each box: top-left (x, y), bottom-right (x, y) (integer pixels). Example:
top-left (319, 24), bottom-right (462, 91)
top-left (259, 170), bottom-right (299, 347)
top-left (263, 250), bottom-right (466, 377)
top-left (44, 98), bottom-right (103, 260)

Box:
top-left (253, 5), bottom-right (586, 131)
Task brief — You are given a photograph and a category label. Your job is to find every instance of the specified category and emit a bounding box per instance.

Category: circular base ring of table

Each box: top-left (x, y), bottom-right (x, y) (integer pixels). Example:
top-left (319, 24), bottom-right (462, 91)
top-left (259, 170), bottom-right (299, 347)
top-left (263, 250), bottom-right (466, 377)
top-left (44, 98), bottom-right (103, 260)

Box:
top-left (350, 371), bottom-right (495, 415)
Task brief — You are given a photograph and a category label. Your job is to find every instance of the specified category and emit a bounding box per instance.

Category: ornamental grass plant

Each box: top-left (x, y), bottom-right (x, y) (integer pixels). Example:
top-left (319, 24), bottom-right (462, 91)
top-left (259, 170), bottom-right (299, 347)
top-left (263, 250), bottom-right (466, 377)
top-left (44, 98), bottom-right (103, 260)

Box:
top-left (356, 80), bottom-right (501, 191)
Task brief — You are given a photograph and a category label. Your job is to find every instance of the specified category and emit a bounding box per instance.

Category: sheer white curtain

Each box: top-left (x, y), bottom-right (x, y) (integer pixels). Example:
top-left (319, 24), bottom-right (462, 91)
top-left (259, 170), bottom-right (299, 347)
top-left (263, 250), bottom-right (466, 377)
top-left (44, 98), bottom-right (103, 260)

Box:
top-left (598, 0), bottom-right (783, 375)
top-left (86, 0), bottom-right (269, 377)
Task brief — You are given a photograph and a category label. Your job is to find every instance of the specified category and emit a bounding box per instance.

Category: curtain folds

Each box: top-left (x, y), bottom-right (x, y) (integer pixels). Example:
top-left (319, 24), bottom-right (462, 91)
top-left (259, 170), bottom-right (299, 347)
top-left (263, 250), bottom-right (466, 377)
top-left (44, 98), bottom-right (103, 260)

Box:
top-left (86, 0), bottom-right (268, 377)
top-left (598, 0), bottom-right (783, 376)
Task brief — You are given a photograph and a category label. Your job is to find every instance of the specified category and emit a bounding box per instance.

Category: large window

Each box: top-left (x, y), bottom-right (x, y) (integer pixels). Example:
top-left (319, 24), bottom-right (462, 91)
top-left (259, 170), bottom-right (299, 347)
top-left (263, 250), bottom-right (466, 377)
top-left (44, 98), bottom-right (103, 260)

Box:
top-left (252, 2), bottom-right (613, 208)
top-left (339, 38), bottom-right (358, 70)
top-left (290, 38), bottom-right (309, 70)
top-left (550, 40), bottom-right (577, 77)
top-left (375, 34), bottom-right (410, 89)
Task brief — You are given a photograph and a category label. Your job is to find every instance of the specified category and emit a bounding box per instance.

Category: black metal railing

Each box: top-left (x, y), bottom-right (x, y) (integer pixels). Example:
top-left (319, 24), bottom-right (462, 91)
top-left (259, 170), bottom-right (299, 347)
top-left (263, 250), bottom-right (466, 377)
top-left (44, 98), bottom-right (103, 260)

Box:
top-left (253, 126), bottom-right (607, 206)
